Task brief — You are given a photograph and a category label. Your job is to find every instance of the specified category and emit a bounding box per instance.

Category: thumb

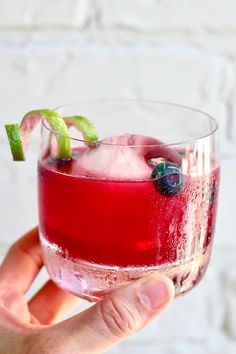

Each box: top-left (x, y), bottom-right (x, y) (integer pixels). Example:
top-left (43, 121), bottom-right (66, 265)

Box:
top-left (53, 273), bottom-right (174, 354)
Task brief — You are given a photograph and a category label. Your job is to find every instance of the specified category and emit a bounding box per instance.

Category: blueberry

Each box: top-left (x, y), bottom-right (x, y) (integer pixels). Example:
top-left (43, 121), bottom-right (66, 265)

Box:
top-left (151, 162), bottom-right (184, 196)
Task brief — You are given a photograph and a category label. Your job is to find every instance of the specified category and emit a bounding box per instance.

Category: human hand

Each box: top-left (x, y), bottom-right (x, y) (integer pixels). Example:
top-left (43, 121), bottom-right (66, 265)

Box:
top-left (0, 228), bottom-right (174, 354)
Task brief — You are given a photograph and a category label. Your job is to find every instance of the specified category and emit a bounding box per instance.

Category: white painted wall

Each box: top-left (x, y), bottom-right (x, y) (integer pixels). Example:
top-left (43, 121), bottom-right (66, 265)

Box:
top-left (0, 1), bottom-right (236, 353)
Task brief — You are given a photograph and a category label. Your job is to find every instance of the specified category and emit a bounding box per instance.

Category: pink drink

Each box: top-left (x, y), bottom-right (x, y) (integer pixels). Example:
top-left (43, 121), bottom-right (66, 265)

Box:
top-left (38, 134), bottom-right (219, 301)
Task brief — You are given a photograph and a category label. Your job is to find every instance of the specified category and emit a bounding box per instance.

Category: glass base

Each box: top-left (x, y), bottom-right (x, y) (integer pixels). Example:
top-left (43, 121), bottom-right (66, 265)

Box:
top-left (40, 233), bottom-right (211, 302)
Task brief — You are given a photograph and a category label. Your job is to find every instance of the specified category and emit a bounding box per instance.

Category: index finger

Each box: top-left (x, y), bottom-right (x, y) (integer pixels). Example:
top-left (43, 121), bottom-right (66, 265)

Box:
top-left (0, 227), bottom-right (43, 293)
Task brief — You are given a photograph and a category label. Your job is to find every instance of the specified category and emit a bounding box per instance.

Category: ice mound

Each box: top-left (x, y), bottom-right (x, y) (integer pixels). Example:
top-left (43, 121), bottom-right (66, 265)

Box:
top-left (75, 134), bottom-right (155, 180)
top-left (75, 134), bottom-right (181, 180)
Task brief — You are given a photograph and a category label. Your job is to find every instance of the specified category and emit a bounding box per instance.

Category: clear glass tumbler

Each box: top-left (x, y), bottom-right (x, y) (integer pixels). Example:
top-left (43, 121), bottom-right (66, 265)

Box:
top-left (38, 100), bottom-right (220, 302)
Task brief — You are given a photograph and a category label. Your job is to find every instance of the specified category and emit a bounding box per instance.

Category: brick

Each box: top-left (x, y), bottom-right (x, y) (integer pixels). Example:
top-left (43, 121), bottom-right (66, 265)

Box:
top-left (215, 159), bottom-right (236, 247)
top-left (107, 332), bottom-right (235, 354)
top-left (99, 0), bottom-right (236, 31)
top-left (0, 145), bottom-right (38, 245)
top-left (0, 45), bottom-right (229, 129)
top-left (0, 0), bottom-right (90, 28)
top-left (224, 267), bottom-right (236, 339)
top-left (231, 67), bottom-right (236, 142)
top-left (210, 248), bottom-right (236, 340)
top-left (141, 34), bottom-right (236, 60)
top-left (0, 50), bottom-right (69, 120)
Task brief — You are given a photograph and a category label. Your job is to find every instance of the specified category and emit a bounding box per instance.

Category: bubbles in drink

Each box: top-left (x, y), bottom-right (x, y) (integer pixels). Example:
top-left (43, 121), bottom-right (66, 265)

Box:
top-left (38, 134), bottom-right (219, 301)
top-left (40, 233), bottom-right (211, 301)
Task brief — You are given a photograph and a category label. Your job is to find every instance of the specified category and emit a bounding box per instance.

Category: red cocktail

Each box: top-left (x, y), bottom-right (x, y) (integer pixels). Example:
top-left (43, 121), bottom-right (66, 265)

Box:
top-left (38, 101), bottom-right (219, 301)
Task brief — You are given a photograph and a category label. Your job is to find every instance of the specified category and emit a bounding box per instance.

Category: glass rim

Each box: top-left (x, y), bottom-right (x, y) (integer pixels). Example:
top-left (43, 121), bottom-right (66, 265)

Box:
top-left (42, 99), bottom-right (219, 148)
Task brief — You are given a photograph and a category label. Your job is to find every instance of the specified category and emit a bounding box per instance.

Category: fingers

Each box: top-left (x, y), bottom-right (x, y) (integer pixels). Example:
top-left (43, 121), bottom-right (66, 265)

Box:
top-left (0, 288), bottom-right (31, 324)
top-left (0, 227), bottom-right (43, 293)
top-left (28, 280), bottom-right (80, 325)
top-left (52, 273), bottom-right (174, 354)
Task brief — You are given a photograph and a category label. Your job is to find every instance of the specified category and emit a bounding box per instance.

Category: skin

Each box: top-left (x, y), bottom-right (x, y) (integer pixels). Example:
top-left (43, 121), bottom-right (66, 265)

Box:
top-left (0, 227), bottom-right (174, 354)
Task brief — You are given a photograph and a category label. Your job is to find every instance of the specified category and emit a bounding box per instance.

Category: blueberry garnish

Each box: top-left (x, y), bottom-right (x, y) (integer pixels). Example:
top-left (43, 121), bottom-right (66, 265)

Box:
top-left (151, 162), bottom-right (184, 196)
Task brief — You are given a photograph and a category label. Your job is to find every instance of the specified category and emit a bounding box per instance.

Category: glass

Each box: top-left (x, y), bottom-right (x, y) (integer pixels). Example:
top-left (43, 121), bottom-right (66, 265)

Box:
top-left (38, 100), bottom-right (220, 302)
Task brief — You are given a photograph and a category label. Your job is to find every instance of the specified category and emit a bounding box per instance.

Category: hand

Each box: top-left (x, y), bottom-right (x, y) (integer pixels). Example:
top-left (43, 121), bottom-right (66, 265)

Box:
top-left (0, 228), bottom-right (174, 354)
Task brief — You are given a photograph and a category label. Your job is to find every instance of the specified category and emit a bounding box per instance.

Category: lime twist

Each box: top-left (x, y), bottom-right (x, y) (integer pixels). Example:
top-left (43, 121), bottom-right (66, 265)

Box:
top-left (5, 109), bottom-right (99, 161)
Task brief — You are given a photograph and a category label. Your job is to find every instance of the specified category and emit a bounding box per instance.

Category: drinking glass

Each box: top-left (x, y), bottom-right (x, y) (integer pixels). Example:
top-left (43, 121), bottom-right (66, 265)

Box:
top-left (38, 100), bottom-right (219, 302)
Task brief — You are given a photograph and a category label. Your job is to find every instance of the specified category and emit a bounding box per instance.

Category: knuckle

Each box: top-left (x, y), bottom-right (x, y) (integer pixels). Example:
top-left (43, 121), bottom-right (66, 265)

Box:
top-left (100, 296), bottom-right (142, 337)
top-left (10, 240), bottom-right (42, 270)
top-left (8, 242), bottom-right (18, 255)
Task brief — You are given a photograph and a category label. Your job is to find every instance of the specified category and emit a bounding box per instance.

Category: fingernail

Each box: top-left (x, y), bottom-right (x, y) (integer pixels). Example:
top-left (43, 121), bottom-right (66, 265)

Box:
top-left (137, 275), bottom-right (174, 310)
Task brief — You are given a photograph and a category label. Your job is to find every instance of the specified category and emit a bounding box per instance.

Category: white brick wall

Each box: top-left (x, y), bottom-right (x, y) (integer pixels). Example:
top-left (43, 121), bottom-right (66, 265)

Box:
top-left (0, 0), bottom-right (91, 28)
top-left (99, 0), bottom-right (236, 31)
top-left (0, 1), bottom-right (236, 353)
